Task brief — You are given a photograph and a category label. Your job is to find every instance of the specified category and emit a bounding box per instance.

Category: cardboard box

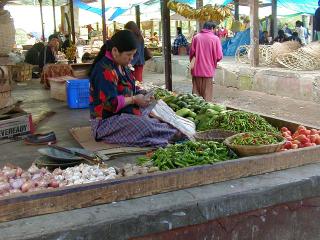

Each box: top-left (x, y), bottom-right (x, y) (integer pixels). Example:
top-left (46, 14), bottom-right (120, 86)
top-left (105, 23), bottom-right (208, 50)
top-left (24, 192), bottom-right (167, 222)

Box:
top-left (0, 110), bottom-right (33, 140)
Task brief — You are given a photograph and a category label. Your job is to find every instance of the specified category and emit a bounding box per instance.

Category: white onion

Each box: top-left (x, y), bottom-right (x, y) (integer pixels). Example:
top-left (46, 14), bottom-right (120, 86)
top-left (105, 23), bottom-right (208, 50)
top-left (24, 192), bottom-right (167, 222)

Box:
top-left (0, 182), bottom-right (11, 193)
top-left (28, 164), bottom-right (40, 174)
top-left (21, 181), bottom-right (33, 193)
top-left (15, 167), bottom-right (23, 177)
top-left (10, 178), bottom-right (24, 189)
top-left (3, 169), bottom-right (16, 178)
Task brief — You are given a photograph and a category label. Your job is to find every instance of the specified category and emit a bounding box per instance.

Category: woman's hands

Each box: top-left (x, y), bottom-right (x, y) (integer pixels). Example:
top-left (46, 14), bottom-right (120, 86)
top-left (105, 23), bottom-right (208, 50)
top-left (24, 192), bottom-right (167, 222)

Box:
top-left (133, 94), bottom-right (151, 107)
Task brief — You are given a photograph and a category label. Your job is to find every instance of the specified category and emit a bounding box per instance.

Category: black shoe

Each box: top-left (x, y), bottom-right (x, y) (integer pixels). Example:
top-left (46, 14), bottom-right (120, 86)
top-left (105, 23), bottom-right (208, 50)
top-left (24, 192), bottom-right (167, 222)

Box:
top-left (24, 131), bottom-right (57, 145)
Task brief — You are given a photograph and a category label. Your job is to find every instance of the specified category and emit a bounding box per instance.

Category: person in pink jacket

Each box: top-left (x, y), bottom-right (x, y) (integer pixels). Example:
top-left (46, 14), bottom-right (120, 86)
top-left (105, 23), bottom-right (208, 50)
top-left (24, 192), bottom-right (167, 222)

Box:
top-left (189, 21), bottom-right (223, 101)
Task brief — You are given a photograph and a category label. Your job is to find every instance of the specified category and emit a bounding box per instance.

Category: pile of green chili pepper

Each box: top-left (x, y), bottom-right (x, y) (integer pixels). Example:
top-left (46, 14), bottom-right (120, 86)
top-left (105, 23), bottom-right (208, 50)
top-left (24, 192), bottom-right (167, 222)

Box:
top-left (138, 141), bottom-right (237, 171)
top-left (213, 111), bottom-right (279, 133)
top-left (232, 132), bottom-right (281, 145)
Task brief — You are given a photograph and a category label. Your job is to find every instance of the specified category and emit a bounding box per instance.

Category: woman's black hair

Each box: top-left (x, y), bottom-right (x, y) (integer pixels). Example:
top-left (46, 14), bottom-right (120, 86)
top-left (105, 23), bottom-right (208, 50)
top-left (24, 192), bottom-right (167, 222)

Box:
top-left (124, 21), bottom-right (144, 42)
top-left (89, 30), bottom-right (138, 76)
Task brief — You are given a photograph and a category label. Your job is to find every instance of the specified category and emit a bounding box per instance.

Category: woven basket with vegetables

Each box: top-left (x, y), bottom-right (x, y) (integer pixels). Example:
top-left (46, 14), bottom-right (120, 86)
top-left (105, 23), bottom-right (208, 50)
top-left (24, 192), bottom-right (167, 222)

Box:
top-left (194, 129), bottom-right (236, 142)
top-left (224, 132), bottom-right (286, 157)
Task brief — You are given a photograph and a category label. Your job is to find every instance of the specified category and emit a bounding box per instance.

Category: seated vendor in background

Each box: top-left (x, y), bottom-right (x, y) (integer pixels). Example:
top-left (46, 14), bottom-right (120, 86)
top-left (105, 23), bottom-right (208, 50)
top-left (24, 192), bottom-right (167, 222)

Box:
top-left (89, 30), bottom-right (182, 147)
top-left (273, 30), bottom-right (289, 43)
top-left (38, 34), bottom-right (60, 71)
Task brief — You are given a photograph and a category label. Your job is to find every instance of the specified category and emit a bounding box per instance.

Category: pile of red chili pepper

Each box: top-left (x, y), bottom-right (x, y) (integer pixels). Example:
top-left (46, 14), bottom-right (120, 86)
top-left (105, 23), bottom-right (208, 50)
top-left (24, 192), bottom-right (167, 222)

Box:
top-left (232, 132), bottom-right (282, 145)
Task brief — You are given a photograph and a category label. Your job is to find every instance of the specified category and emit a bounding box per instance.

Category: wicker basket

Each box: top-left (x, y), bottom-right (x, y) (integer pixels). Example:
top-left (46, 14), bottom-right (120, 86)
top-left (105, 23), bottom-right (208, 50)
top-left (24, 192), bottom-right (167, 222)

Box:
top-left (11, 63), bottom-right (34, 82)
top-left (0, 66), bottom-right (13, 110)
top-left (224, 133), bottom-right (286, 157)
top-left (276, 42), bottom-right (320, 71)
top-left (194, 129), bottom-right (236, 142)
top-left (0, 10), bottom-right (15, 56)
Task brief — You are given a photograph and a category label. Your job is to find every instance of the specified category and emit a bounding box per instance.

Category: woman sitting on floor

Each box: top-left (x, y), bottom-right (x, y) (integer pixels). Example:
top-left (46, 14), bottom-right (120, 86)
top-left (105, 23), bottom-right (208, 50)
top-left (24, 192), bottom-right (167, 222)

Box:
top-left (89, 30), bottom-right (182, 147)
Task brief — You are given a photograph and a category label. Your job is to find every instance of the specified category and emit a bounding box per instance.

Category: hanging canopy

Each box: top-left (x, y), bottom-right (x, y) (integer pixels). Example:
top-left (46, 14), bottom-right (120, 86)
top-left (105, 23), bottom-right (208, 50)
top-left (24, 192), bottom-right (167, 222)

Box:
top-left (222, 0), bottom-right (318, 15)
top-left (74, 0), bottom-right (151, 20)
top-left (75, 0), bottom-right (229, 21)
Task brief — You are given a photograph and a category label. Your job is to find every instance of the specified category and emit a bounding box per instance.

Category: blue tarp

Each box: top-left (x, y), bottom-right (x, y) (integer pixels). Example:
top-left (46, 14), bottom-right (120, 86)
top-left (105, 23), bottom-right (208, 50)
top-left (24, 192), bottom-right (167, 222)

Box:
top-left (222, 29), bottom-right (251, 56)
top-left (74, 0), bottom-right (110, 15)
top-left (223, 0), bottom-right (318, 15)
top-left (74, 0), bottom-right (129, 20)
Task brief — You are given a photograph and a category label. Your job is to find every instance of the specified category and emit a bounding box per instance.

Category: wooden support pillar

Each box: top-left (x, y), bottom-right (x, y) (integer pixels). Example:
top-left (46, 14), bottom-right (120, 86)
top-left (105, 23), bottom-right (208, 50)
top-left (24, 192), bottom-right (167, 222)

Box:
top-left (39, 0), bottom-right (45, 41)
top-left (101, 0), bottom-right (107, 42)
top-left (113, 21), bottom-right (117, 34)
top-left (196, 0), bottom-right (203, 31)
top-left (159, 21), bottom-right (162, 38)
top-left (161, 0), bottom-right (172, 91)
top-left (69, 0), bottom-right (76, 44)
top-left (271, 0), bottom-right (277, 39)
top-left (188, 20), bottom-right (191, 33)
top-left (151, 20), bottom-right (155, 36)
top-left (39, 0), bottom-right (45, 42)
top-left (60, 6), bottom-right (65, 32)
top-left (250, 0), bottom-right (259, 67)
top-left (234, 0), bottom-right (239, 21)
top-left (179, 20), bottom-right (182, 28)
top-left (135, 5), bottom-right (141, 29)
top-left (311, 16), bottom-right (315, 41)
top-left (52, 0), bottom-right (57, 33)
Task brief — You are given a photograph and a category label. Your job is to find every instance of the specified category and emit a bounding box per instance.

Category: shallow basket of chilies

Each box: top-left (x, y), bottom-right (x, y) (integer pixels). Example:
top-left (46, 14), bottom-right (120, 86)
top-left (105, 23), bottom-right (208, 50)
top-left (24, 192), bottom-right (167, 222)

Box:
top-left (194, 129), bottom-right (237, 142)
top-left (223, 132), bottom-right (286, 157)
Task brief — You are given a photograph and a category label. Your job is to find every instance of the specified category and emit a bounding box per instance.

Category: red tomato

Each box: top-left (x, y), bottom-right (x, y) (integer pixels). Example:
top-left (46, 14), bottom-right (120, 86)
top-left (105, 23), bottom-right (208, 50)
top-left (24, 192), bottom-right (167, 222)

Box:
top-left (311, 143), bottom-right (317, 147)
top-left (298, 129), bottom-right (309, 135)
top-left (285, 130), bottom-right (292, 136)
top-left (281, 127), bottom-right (289, 132)
top-left (310, 129), bottom-right (319, 135)
top-left (302, 138), bottom-right (310, 144)
top-left (286, 136), bottom-right (293, 141)
top-left (282, 132), bottom-right (290, 138)
top-left (314, 134), bottom-right (320, 138)
top-left (315, 138), bottom-right (320, 145)
top-left (291, 144), bottom-right (299, 149)
top-left (292, 140), bottom-right (300, 145)
top-left (284, 141), bottom-right (293, 149)
top-left (304, 143), bottom-right (313, 147)
top-left (297, 125), bottom-right (307, 131)
top-left (292, 133), bottom-right (299, 139)
top-left (310, 135), bottom-right (317, 143)
top-left (296, 134), bottom-right (308, 143)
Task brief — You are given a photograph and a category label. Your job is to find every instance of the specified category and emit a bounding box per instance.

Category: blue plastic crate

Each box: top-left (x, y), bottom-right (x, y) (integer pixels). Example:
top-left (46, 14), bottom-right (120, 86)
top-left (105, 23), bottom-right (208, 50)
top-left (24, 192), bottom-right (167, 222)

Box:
top-left (66, 79), bottom-right (90, 109)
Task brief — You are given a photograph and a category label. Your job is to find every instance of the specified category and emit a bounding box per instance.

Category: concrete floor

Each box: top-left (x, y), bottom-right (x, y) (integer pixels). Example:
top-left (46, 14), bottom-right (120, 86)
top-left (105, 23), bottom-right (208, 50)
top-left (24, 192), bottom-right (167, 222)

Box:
top-left (1, 69), bottom-right (320, 169)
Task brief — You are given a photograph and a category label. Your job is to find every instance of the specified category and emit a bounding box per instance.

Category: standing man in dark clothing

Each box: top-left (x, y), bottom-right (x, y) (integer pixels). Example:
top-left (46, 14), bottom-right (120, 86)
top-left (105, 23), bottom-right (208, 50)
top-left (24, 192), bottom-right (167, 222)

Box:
top-left (315, 4), bottom-right (320, 40)
top-left (38, 34), bottom-right (60, 71)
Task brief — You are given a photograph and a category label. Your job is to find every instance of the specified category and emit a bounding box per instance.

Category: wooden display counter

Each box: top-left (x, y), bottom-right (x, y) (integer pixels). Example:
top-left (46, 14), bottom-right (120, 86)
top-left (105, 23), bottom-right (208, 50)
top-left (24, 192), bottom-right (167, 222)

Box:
top-left (0, 111), bottom-right (319, 223)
